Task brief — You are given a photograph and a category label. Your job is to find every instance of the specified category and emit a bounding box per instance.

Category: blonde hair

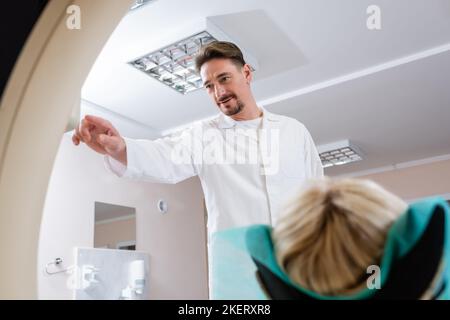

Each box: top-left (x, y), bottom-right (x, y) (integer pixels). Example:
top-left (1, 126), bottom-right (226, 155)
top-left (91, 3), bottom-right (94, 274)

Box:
top-left (273, 178), bottom-right (407, 296)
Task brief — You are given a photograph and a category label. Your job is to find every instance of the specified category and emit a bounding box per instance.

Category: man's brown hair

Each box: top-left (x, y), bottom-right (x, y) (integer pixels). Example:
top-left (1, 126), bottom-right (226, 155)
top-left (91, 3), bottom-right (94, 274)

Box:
top-left (195, 41), bottom-right (246, 73)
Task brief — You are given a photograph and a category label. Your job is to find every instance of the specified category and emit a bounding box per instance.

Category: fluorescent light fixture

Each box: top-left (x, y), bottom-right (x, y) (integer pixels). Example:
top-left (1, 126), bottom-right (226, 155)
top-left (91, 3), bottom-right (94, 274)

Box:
top-left (129, 18), bottom-right (259, 94)
top-left (130, 0), bottom-right (156, 11)
top-left (317, 140), bottom-right (363, 168)
top-left (130, 31), bottom-right (217, 94)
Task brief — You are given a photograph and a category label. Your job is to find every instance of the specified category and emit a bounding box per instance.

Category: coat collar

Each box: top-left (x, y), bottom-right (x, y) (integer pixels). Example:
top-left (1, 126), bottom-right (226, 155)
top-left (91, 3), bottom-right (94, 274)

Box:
top-left (217, 106), bottom-right (281, 129)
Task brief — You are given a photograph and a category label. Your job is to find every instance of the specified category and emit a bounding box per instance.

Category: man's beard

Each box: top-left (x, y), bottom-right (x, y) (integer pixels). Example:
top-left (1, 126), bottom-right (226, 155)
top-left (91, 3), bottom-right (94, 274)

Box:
top-left (222, 99), bottom-right (244, 116)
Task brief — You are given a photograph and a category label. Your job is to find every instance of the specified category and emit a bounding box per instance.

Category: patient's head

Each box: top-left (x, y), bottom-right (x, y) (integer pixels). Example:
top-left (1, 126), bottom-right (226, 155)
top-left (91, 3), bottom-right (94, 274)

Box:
top-left (273, 178), bottom-right (407, 296)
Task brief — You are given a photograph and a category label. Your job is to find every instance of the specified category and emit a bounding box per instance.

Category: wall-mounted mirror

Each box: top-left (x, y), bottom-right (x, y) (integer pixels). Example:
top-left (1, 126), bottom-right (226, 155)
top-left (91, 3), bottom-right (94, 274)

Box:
top-left (94, 202), bottom-right (136, 250)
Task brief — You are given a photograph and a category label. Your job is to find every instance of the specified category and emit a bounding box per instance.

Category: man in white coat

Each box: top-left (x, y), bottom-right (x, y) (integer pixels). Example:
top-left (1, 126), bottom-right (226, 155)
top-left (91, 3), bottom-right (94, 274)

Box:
top-left (73, 41), bottom-right (323, 297)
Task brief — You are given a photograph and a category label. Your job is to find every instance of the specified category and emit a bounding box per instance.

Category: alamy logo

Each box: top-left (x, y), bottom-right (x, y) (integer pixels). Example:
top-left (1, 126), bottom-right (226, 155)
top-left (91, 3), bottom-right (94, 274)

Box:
top-left (170, 127), bottom-right (280, 175)
top-left (367, 265), bottom-right (381, 290)
top-left (367, 5), bottom-right (381, 30)
top-left (66, 5), bottom-right (81, 30)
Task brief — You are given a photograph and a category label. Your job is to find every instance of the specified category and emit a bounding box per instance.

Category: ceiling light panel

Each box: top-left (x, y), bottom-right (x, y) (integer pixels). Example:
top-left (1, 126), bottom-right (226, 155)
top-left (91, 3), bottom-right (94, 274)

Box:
top-left (129, 31), bottom-right (217, 94)
top-left (317, 140), bottom-right (363, 168)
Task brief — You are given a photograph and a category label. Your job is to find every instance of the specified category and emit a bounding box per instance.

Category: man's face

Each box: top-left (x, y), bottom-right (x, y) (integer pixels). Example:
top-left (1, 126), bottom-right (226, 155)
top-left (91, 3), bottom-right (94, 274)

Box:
top-left (200, 58), bottom-right (252, 117)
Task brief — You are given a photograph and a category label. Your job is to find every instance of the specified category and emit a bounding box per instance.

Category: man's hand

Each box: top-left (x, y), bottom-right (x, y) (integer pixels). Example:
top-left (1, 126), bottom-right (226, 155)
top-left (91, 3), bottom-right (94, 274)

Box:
top-left (72, 115), bottom-right (127, 166)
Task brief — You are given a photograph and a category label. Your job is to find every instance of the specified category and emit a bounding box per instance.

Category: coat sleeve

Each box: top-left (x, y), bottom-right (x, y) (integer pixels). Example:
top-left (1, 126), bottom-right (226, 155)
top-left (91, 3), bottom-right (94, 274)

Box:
top-left (301, 124), bottom-right (324, 179)
top-left (104, 127), bottom-right (200, 184)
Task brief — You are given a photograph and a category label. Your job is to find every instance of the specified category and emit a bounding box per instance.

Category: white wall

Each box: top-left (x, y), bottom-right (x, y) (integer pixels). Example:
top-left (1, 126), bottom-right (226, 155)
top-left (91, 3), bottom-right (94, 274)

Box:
top-left (38, 133), bottom-right (208, 299)
top-left (358, 158), bottom-right (450, 202)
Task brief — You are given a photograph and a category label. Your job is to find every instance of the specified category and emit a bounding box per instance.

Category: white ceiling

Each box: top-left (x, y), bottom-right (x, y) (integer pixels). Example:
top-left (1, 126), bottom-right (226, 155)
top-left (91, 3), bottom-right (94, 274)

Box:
top-left (82, 0), bottom-right (450, 175)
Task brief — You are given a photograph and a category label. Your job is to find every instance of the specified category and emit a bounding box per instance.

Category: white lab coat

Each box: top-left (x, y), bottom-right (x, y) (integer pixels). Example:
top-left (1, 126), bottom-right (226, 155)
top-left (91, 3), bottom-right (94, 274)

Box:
top-left (105, 107), bottom-right (323, 298)
top-left (105, 107), bottom-right (323, 235)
